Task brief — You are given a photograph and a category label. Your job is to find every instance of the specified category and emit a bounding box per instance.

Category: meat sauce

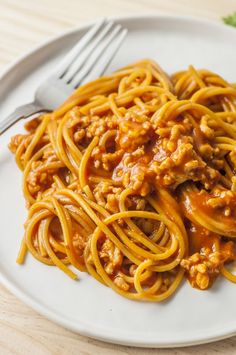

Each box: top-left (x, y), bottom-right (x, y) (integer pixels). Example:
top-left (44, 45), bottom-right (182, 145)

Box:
top-left (180, 189), bottom-right (236, 290)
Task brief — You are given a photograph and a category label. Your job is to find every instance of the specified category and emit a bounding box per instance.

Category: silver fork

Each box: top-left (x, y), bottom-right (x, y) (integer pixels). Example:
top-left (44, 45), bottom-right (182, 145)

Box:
top-left (0, 18), bottom-right (127, 135)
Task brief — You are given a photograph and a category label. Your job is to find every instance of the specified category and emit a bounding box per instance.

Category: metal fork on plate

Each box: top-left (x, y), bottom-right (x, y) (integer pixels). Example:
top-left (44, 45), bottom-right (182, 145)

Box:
top-left (0, 19), bottom-right (127, 135)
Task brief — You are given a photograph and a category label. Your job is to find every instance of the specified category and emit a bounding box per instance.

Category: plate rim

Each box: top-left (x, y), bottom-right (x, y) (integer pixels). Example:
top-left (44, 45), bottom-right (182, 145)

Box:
top-left (1, 13), bottom-right (236, 348)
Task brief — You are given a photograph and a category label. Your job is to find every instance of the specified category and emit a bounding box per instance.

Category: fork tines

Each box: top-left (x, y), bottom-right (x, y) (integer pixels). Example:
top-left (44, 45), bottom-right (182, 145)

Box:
top-left (55, 18), bottom-right (127, 88)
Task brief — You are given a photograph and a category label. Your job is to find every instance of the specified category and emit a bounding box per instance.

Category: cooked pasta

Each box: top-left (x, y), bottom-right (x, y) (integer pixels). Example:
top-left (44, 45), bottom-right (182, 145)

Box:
top-left (9, 59), bottom-right (236, 301)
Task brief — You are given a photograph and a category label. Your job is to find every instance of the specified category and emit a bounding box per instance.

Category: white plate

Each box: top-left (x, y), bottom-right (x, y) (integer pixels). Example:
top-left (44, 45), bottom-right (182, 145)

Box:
top-left (1, 15), bottom-right (236, 348)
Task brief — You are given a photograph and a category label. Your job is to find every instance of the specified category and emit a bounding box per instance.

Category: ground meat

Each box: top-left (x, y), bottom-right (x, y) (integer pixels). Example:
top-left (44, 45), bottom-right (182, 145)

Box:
top-left (63, 88), bottom-right (226, 197)
top-left (27, 161), bottom-right (55, 194)
top-left (8, 134), bottom-right (31, 153)
top-left (117, 111), bottom-right (154, 151)
top-left (114, 276), bottom-right (130, 291)
top-left (73, 231), bottom-right (89, 254)
top-left (74, 129), bottom-right (86, 143)
top-left (69, 107), bottom-right (118, 144)
top-left (206, 189), bottom-right (236, 217)
top-left (99, 238), bottom-right (123, 275)
top-left (112, 115), bottom-right (221, 194)
top-left (181, 242), bottom-right (235, 290)
top-left (93, 182), bottom-right (123, 213)
top-left (150, 139), bottom-right (219, 189)
top-left (92, 146), bottom-right (124, 171)
top-left (26, 147), bottom-right (64, 197)
top-left (24, 117), bottom-right (41, 132)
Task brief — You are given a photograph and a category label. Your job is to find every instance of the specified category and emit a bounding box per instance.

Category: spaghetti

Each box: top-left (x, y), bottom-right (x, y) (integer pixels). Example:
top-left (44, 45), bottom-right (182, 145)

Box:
top-left (9, 60), bottom-right (236, 301)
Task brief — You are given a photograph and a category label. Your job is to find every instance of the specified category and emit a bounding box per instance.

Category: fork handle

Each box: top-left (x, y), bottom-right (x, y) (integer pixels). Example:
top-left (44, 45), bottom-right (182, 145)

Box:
top-left (0, 102), bottom-right (47, 136)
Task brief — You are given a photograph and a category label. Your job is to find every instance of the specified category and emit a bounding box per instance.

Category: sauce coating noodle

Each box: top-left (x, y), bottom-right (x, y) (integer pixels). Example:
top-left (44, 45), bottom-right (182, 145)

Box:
top-left (9, 60), bottom-right (236, 301)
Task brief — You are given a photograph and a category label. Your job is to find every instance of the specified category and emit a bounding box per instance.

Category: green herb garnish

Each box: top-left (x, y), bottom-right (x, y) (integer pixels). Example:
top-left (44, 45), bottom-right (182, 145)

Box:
top-left (223, 12), bottom-right (236, 28)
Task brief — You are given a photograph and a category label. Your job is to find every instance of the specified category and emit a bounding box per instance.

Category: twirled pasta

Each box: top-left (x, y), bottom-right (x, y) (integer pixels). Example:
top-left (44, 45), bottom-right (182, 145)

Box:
top-left (9, 60), bottom-right (236, 301)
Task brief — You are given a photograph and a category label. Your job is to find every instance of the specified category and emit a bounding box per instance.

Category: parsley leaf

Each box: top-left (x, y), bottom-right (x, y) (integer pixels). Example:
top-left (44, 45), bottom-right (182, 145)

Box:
top-left (223, 12), bottom-right (236, 28)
